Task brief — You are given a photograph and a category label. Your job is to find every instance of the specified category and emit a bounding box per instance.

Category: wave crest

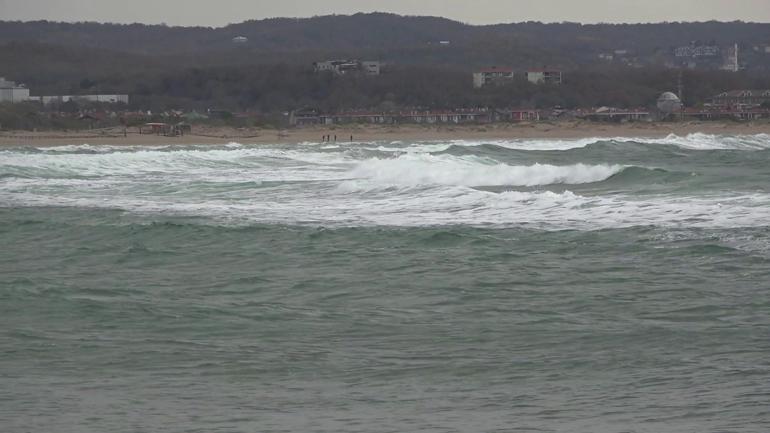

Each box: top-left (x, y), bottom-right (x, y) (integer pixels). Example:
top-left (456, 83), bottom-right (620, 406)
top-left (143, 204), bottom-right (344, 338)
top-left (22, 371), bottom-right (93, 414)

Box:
top-left (342, 154), bottom-right (624, 189)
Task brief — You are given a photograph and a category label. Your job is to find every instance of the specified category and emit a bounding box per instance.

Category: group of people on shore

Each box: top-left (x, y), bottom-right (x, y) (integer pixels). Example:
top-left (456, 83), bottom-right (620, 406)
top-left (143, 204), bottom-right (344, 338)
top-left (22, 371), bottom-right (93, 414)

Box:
top-left (321, 134), bottom-right (353, 142)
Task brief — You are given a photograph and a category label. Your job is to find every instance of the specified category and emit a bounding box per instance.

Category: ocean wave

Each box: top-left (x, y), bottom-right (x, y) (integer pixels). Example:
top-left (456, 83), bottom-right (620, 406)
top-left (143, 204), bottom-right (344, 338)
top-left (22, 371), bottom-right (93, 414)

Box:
top-left (632, 133), bottom-right (770, 150)
top-left (369, 133), bottom-right (770, 154)
top-left (0, 146), bottom-right (355, 180)
top-left (5, 186), bottom-right (770, 231)
top-left (340, 154), bottom-right (624, 189)
top-left (3, 138), bottom-right (770, 231)
top-left (435, 133), bottom-right (770, 152)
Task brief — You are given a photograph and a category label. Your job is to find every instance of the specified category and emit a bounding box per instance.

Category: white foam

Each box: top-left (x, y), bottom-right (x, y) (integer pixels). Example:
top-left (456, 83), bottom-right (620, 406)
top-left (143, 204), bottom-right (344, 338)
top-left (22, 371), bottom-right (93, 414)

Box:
top-left (5, 183), bottom-right (770, 231)
top-left (341, 154), bottom-right (624, 190)
top-left (630, 133), bottom-right (770, 150)
top-left (0, 146), bottom-right (356, 181)
top-left (3, 138), bottom-right (770, 231)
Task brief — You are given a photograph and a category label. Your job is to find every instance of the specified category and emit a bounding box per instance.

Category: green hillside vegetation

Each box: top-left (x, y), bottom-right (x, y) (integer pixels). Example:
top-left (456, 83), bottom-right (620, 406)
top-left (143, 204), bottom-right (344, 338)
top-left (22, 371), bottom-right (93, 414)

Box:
top-left (1, 14), bottom-right (770, 114)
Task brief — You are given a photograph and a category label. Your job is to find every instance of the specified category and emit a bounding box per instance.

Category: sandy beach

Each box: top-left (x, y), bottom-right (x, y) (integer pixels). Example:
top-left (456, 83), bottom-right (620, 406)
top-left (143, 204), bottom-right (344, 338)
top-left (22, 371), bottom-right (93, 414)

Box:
top-left (1, 120), bottom-right (769, 146)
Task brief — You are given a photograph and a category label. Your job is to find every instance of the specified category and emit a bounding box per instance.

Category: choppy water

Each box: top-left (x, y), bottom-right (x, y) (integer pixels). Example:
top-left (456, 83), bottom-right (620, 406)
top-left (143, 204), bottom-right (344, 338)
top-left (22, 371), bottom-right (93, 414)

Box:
top-left (1, 134), bottom-right (769, 432)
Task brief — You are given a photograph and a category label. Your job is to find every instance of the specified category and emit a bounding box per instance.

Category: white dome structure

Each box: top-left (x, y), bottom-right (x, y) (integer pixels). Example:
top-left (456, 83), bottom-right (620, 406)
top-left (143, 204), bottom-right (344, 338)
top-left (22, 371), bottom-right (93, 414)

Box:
top-left (657, 92), bottom-right (683, 114)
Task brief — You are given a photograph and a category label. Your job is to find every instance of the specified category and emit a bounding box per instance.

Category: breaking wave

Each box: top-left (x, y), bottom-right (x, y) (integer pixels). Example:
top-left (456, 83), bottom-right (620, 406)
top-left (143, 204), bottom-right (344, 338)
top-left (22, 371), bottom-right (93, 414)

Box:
top-left (342, 154), bottom-right (624, 188)
top-left (2, 135), bottom-right (770, 230)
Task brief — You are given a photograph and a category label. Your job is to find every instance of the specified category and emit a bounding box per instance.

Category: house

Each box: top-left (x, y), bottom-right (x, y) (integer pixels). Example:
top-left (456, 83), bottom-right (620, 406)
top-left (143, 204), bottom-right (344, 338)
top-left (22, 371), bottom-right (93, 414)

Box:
top-left (492, 109), bottom-right (540, 122)
top-left (313, 60), bottom-right (380, 76)
top-left (684, 106), bottom-right (770, 121)
top-left (674, 42), bottom-right (720, 58)
top-left (303, 109), bottom-right (494, 126)
top-left (473, 67), bottom-right (515, 88)
top-left (581, 107), bottom-right (651, 122)
top-left (142, 123), bottom-right (172, 135)
top-left (289, 109), bottom-right (321, 126)
top-left (526, 69), bottom-right (562, 85)
top-left (0, 77), bottom-right (31, 103)
top-left (399, 109), bottom-right (491, 124)
top-left (710, 90), bottom-right (770, 108)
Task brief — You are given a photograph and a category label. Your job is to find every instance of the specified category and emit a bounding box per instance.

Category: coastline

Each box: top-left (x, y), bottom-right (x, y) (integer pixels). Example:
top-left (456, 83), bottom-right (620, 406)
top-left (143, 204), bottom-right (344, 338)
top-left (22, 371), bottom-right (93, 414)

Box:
top-left (1, 120), bottom-right (769, 147)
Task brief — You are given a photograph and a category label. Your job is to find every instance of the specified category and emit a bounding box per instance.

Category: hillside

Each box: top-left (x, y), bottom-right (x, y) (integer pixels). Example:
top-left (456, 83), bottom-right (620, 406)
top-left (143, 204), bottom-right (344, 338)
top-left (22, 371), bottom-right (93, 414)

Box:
top-left (1, 14), bottom-right (770, 114)
top-left (2, 14), bottom-right (770, 68)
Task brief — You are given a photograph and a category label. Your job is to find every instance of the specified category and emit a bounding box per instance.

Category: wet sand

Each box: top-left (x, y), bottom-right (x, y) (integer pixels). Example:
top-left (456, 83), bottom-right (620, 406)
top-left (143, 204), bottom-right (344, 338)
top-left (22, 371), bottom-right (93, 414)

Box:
top-left (1, 121), bottom-right (768, 147)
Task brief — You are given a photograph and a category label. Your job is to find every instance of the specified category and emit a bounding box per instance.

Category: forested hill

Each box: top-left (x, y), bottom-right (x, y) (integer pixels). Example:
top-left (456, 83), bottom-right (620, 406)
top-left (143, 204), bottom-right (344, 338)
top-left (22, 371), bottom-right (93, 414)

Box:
top-left (1, 13), bottom-right (770, 67)
top-left (2, 14), bottom-right (770, 114)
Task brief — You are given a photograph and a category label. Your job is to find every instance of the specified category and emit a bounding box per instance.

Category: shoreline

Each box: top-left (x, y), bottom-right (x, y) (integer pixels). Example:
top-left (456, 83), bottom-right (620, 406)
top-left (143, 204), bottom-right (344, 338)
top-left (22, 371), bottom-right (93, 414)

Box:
top-left (1, 121), bottom-right (768, 147)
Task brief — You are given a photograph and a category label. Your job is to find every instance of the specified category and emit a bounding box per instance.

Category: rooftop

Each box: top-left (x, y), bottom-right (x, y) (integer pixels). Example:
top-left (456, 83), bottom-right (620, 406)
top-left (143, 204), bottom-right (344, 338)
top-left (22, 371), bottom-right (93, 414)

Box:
top-left (477, 67), bottom-right (514, 73)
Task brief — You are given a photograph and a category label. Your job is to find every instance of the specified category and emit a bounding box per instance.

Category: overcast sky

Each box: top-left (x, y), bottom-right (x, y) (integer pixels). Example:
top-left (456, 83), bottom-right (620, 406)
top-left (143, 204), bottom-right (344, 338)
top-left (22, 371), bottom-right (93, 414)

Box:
top-left (2, 0), bottom-right (769, 26)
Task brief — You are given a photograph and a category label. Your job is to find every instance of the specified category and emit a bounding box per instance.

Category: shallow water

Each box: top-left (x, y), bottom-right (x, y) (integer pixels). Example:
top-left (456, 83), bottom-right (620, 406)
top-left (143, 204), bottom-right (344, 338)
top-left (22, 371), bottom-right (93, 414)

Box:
top-left (1, 134), bottom-right (769, 432)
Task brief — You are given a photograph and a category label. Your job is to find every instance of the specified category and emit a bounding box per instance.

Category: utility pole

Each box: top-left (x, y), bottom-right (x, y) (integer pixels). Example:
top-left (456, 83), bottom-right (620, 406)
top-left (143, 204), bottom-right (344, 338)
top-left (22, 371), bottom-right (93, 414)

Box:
top-left (678, 69), bottom-right (685, 121)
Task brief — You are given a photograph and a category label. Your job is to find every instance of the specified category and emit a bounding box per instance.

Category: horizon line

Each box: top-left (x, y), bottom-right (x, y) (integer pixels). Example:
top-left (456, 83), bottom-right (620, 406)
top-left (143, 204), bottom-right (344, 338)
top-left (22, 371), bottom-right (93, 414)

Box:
top-left (1, 12), bottom-right (768, 29)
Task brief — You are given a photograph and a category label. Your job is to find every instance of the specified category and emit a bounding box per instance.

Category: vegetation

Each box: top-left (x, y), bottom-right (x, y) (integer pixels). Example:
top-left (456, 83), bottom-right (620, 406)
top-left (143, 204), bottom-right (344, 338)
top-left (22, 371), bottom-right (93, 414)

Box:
top-left (1, 14), bottom-right (769, 126)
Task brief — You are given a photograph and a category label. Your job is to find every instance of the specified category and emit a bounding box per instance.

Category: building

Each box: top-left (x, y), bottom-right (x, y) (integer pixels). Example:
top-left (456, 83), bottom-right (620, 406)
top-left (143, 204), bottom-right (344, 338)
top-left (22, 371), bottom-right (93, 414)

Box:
top-left (657, 92), bottom-right (683, 115)
top-left (39, 94), bottom-right (129, 105)
top-left (674, 43), bottom-right (720, 58)
top-left (473, 67), bottom-right (515, 89)
top-left (288, 109), bottom-right (321, 126)
top-left (684, 106), bottom-right (770, 121)
top-left (710, 90), bottom-right (770, 108)
top-left (361, 61), bottom-right (380, 75)
top-left (526, 69), bottom-right (562, 85)
top-left (1, 76), bottom-right (129, 105)
top-left (722, 43), bottom-right (739, 72)
top-left (289, 109), bottom-right (497, 126)
top-left (0, 77), bottom-right (31, 103)
top-left (581, 107), bottom-right (651, 122)
top-left (313, 60), bottom-right (380, 75)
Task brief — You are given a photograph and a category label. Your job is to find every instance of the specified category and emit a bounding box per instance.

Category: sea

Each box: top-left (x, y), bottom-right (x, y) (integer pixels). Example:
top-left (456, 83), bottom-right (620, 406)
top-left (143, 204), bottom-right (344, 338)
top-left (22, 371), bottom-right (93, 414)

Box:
top-left (1, 134), bottom-right (769, 433)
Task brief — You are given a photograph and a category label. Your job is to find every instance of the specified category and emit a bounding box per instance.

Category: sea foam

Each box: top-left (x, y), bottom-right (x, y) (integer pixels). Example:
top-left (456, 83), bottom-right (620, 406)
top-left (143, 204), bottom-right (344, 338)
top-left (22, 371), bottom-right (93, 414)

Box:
top-left (342, 154), bottom-right (624, 189)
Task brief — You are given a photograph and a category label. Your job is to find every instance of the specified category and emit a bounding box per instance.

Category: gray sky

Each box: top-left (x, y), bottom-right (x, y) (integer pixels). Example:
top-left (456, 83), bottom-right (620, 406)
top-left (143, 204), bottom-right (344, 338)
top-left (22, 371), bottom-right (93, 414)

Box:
top-left (2, 0), bottom-right (770, 26)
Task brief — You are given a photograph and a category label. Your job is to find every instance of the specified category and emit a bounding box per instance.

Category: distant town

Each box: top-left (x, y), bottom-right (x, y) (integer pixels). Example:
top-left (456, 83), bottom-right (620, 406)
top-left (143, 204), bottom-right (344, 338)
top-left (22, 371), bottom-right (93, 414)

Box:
top-left (1, 15), bottom-right (770, 133)
top-left (2, 63), bottom-right (768, 134)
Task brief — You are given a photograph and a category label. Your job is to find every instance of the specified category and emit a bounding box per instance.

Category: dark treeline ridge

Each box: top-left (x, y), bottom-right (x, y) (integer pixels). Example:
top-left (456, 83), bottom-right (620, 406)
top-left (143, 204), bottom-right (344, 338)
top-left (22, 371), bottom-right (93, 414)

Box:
top-left (2, 13), bottom-right (770, 64)
top-left (2, 14), bottom-right (770, 114)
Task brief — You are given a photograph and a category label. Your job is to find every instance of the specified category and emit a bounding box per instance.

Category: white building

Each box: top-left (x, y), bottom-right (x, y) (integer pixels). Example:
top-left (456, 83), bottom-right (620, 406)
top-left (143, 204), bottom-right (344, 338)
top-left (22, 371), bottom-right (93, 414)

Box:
top-left (1, 77), bottom-right (128, 105)
top-left (722, 44), bottom-right (739, 72)
top-left (526, 69), bottom-right (562, 85)
top-left (473, 67), bottom-right (515, 88)
top-left (40, 94), bottom-right (129, 105)
top-left (0, 77), bottom-right (31, 103)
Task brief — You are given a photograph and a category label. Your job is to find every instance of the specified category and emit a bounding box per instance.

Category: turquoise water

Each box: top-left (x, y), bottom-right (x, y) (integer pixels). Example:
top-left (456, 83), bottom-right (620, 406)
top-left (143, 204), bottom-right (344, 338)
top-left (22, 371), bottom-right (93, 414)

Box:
top-left (1, 135), bottom-right (769, 432)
